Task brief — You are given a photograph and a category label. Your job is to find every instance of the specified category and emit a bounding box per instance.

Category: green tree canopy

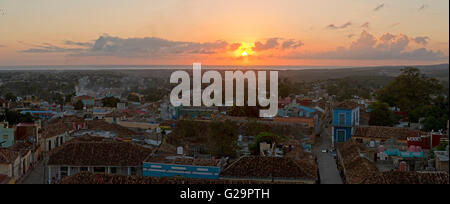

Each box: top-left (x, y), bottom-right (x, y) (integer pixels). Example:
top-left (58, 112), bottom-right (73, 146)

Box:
top-left (170, 120), bottom-right (198, 145)
top-left (4, 92), bottom-right (16, 102)
top-left (249, 132), bottom-right (285, 155)
top-left (127, 94), bottom-right (140, 102)
top-left (368, 101), bottom-right (396, 126)
top-left (376, 67), bottom-right (443, 113)
top-left (0, 109), bottom-right (34, 125)
top-left (102, 97), bottom-right (120, 108)
top-left (207, 120), bottom-right (239, 158)
top-left (409, 96), bottom-right (449, 131)
top-left (74, 100), bottom-right (84, 110)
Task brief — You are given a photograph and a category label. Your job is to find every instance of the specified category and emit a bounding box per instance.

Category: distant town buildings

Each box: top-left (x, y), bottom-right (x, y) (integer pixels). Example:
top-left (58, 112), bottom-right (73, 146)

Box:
top-left (73, 95), bottom-right (95, 106)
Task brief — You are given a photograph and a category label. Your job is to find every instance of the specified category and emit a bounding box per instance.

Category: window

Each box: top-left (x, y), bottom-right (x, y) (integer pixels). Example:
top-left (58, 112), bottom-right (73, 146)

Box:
top-left (93, 167), bottom-right (106, 173)
top-left (338, 113), bottom-right (346, 126)
top-left (110, 167), bottom-right (117, 174)
top-left (3, 135), bottom-right (8, 140)
top-left (80, 167), bottom-right (88, 172)
top-left (356, 111), bottom-right (359, 124)
top-left (60, 167), bottom-right (68, 178)
top-left (130, 167), bottom-right (137, 175)
top-left (337, 130), bottom-right (346, 142)
top-left (48, 140), bottom-right (52, 151)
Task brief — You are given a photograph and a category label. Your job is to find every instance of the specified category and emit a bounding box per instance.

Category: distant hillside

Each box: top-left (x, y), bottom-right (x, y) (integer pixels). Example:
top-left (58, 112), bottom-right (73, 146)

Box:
top-left (279, 64), bottom-right (449, 85)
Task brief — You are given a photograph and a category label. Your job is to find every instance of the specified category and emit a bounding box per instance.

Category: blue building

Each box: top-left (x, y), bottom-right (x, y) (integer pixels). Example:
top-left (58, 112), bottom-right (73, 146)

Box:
top-left (0, 122), bottom-right (14, 148)
top-left (332, 101), bottom-right (360, 145)
top-left (20, 110), bottom-right (55, 119)
top-left (143, 154), bottom-right (220, 179)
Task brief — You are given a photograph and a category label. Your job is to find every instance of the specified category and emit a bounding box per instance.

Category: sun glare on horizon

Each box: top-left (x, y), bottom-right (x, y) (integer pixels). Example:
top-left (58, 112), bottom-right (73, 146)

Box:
top-left (234, 43), bottom-right (254, 58)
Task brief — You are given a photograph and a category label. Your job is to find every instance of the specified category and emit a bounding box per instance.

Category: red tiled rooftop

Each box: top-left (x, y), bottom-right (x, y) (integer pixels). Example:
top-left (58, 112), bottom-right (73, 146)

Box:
top-left (353, 126), bottom-right (425, 141)
top-left (16, 123), bottom-right (36, 127)
top-left (41, 121), bottom-right (73, 139)
top-left (220, 156), bottom-right (317, 181)
top-left (48, 142), bottom-right (153, 166)
top-left (0, 149), bottom-right (19, 164)
top-left (58, 172), bottom-right (274, 184)
top-left (334, 100), bottom-right (359, 110)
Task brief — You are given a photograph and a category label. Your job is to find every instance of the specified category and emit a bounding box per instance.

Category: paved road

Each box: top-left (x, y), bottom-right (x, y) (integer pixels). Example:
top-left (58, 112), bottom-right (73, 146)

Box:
top-left (313, 126), bottom-right (343, 184)
top-left (19, 159), bottom-right (46, 184)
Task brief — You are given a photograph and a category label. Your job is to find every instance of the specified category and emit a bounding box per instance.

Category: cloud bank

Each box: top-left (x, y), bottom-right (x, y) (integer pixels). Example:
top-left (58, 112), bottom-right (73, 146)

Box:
top-left (413, 36), bottom-right (430, 45)
top-left (19, 31), bottom-right (446, 62)
top-left (22, 35), bottom-right (231, 58)
top-left (253, 38), bottom-right (304, 51)
top-left (287, 31), bottom-right (446, 61)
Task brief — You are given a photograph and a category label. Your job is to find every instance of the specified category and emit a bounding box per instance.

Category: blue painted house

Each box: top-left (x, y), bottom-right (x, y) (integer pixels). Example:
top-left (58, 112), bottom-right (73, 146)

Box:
top-left (332, 101), bottom-right (360, 145)
top-left (20, 110), bottom-right (55, 119)
top-left (0, 122), bottom-right (14, 148)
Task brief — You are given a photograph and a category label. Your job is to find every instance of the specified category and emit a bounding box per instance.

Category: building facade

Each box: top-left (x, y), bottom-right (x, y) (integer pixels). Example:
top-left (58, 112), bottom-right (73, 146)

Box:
top-left (143, 154), bottom-right (220, 179)
top-left (47, 142), bottom-right (152, 183)
top-left (332, 101), bottom-right (360, 145)
top-left (0, 122), bottom-right (14, 148)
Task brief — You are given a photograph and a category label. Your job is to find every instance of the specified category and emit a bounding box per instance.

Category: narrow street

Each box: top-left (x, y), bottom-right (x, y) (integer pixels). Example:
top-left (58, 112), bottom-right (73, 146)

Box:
top-left (18, 159), bottom-right (47, 184)
top-left (313, 126), bottom-right (343, 184)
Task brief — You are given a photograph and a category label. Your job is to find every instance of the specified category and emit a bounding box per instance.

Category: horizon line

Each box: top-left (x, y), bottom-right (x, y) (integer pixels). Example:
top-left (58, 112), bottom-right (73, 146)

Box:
top-left (0, 63), bottom-right (448, 68)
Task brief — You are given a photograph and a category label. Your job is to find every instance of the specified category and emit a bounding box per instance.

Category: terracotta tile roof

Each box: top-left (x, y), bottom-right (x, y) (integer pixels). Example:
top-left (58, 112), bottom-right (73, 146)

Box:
top-left (87, 120), bottom-right (140, 139)
top-left (361, 171), bottom-right (450, 184)
top-left (49, 116), bottom-right (85, 124)
top-left (8, 142), bottom-right (34, 156)
top-left (0, 149), bottom-right (19, 164)
top-left (336, 140), bottom-right (367, 164)
top-left (335, 100), bottom-right (359, 110)
top-left (73, 95), bottom-right (95, 100)
top-left (353, 126), bottom-right (424, 141)
top-left (48, 142), bottom-right (153, 166)
top-left (338, 140), bottom-right (450, 184)
top-left (345, 156), bottom-right (380, 184)
top-left (273, 117), bottom-right (316, 128)
top-left (336, 140), bottom-right (380, 184)
top-left (58, 172), bottom-right (274, 184)
top-left (41, 121), bottom-right (73, 139)
top-left (220, 156), bottom-right (317, 181)
top-left (378, 171), bottom-right (449, 184)
top-left (16, 123), bottom-right (36, 127)
top-left (69, 134), bottom-right (111, 143)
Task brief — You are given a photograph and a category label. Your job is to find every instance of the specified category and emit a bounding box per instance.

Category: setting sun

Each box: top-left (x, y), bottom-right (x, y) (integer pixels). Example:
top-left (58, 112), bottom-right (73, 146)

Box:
top-left (234, 43), bottom-right (255, 58)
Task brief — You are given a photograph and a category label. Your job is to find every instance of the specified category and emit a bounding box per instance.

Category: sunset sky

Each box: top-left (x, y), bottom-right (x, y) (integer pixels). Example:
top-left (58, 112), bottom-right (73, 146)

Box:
top-left (0, 0), bottom-right (448, 66)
